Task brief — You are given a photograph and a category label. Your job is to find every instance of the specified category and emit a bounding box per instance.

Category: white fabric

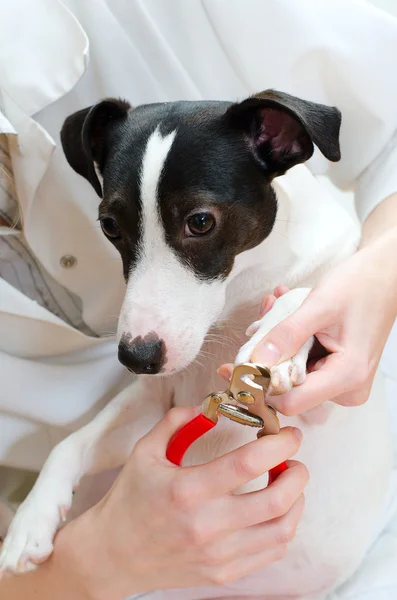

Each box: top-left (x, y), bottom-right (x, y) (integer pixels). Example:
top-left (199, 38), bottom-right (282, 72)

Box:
top-left (0, 0), bottom-right (397, 597)
top-left (0, 132), bottom-right (96, 335)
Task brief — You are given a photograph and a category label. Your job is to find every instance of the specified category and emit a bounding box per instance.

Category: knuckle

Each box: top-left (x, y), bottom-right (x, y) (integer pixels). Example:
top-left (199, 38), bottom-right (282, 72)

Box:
top-left (267, 489), bottom-right (290, 519)
top-left (208, 567), bottom-right (234, 586)
top-left (270, 429), bottom-right (301, 460)
top-left (351, 394), bottom-right (367, 407)
top-left (277, 516), bottom-right (297, 544)
top-left (348, 356), bottom-right (370, 389)
top-left (233, 452), bottom-right (259, 481)
top-left (295, 463), bottom-right (310, 487)
top-left (169, 477), bottom-right (196, 511)
top-left (131, 438), bottom-right (147, 463)
top-left (338, 394), bottom-right (365, 408)
top-left (200, 546), bottom-right (224, 568)
top-left (294, 493), bottom-right (306, 518)
top-left (353, 366), bottom-right (369, 389)
top-left (288, 432), bottom-right (302, 455)
top-left (278, 400), bottom-right (299, 417)
top-left (185, 518), bottom-right (213, 547)
top-left (165, 406), bottom-right (186, 428)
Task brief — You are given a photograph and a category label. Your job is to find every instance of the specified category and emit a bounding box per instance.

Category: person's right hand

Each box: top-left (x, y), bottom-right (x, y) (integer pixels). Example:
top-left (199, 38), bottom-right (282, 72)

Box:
top-left (56, 408), bottom-right (308, 600)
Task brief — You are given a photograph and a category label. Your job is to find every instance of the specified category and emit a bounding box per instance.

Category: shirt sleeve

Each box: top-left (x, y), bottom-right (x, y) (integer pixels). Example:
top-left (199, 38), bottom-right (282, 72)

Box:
top-left (354, 130), bottom-right (397, 222)
top-left (290, 0), bottom-right (397, 222)
top-left (296, 0), bottom-right (397, 222)
top-left (203, 0), bottom-right (397, 222)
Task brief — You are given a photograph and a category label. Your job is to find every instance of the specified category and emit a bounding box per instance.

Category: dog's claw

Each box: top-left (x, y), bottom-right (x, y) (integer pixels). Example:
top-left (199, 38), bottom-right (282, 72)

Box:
top-left (245, 321), bottom-right (260, 337)
top-left (59, 505), bottom-right (69, 523)
top-left (236, 292), bottom-right (313, 398)
top-left (272, 371), bottom-right (280, 388)
top-left (17, 557), bottom-right (27, 573)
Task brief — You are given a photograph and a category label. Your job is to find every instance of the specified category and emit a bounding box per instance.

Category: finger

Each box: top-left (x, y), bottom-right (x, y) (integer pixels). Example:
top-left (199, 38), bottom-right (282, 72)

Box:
top-left (266, 352), bottom-right (359, 415)
top-left (308, 356), bottom-right (327, 373)
top-left (259, 294), bottom-right (277, 318)
top-left (216, 460), bottom-right (308, 531)
top-left (140, 406), bottom-right (198, 458)
top-left (274, 285), bottom-right (290, 298)
top-left (174, 428), bottom-right (302, 503)
top-left (249, 295), bottom-right (277, 334)
top-left (209, 546), bottom-right (287, 585)
top-left (217, 363), bottom-right (233, 382)
top-left (251, 293), bottom-right (324, 367)
top-left (206, 494), bottom-right (305, 562)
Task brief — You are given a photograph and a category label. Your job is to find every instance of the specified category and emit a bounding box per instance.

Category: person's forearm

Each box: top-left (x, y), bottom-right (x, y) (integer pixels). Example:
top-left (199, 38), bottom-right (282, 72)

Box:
top-left (360, 193), bottom-right (397, 248)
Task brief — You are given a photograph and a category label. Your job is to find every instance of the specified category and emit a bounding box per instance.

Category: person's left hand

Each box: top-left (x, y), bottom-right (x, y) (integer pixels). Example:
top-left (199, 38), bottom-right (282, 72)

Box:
top-left (218, 229), bottom-right (397, 416)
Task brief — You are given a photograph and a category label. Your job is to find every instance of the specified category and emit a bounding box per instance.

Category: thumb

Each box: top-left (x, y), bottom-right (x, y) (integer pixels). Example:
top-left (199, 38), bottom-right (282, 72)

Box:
top-left (250, 297), bottom-right (320, 366)
top-left (142, 406), bottom-right (198, 457)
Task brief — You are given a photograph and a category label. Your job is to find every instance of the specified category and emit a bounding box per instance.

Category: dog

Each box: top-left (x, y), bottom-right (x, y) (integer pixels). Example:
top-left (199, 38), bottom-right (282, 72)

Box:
top-left (0, 90), bottom-right (392, 599)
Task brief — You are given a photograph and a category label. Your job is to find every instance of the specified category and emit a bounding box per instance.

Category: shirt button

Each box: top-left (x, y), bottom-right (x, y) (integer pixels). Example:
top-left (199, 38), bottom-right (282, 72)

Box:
top-left (60, 254), bottom-right (77, 269)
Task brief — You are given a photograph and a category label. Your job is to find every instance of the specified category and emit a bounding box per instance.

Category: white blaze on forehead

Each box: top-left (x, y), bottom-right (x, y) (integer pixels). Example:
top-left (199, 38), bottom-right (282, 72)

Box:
top-left (139, 127), bottom-right (176, 255)
top-left (118, 126), bottom-right (226, 371)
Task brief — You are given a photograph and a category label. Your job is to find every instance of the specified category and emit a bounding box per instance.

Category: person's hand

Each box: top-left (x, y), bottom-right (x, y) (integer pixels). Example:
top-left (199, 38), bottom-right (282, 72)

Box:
top-left (220, 228), bottom-right (397, 416)
top-left (55, 407), bottom-right (307, 600)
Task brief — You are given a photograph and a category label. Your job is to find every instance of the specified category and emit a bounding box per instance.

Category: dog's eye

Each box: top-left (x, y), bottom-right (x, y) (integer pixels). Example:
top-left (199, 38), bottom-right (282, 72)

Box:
top-left (100, 217), bottom-right (121, 239)
top-left (185, 213), bottom-right (216, 237)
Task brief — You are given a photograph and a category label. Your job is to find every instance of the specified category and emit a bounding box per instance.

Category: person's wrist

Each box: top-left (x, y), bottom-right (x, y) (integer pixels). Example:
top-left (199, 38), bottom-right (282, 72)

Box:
top-left (52, 506), bottom-right (119, 600)
top-left (56, 500), bottom-right (144, 600)
top-left (51, 514), bottom-right (100, 600)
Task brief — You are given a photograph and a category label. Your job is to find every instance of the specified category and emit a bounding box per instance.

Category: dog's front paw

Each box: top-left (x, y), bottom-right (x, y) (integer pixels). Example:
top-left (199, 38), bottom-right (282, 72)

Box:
top-left (267, 340), bottom-right (312, 395)
top-left (236, 289), bottom-right (313, 397)
top-left (0, 481), bottom-right (73, 574)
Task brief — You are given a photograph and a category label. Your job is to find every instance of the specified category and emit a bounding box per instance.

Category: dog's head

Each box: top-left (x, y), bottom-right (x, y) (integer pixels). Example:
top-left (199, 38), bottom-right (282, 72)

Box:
top-left (61, 90), bottom-right (340, 374)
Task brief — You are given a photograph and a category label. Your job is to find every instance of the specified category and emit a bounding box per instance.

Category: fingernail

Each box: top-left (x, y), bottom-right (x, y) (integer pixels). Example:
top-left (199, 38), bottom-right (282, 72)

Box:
top-left (253, 342), bottom-right (281, 367)
top-left (292, 427), bottom-right (303, 442)
top-left (217, 366), bottom-right (232, 381)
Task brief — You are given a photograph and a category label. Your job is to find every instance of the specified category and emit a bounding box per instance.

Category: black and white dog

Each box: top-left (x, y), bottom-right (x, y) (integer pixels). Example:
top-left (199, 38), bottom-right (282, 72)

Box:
top-left (0, 91), bottom-right (392, 599)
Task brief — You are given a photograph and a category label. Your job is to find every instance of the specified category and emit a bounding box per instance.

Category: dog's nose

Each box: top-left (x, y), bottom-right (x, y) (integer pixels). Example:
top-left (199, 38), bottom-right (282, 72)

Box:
top-left (118, 336), bottom-right (165, 374)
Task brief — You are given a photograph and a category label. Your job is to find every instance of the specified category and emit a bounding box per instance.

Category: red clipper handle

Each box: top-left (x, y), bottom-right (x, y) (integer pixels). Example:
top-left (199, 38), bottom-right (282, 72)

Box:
top-left (268, 460), bottom-right (288, 484)
top-left (166, 414), bottom-right (287, 483)
top-left (166, 413), bottom-right (216, 466)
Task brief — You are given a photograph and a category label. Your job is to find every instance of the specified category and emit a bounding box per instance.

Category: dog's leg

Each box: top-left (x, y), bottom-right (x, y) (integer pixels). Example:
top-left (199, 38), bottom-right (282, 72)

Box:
top-left (236, 288), bottom-right (313, 395)
top-left (0, 500), bottom-right (14, 547)
top-left (0, 378), bottom-right (170, 574)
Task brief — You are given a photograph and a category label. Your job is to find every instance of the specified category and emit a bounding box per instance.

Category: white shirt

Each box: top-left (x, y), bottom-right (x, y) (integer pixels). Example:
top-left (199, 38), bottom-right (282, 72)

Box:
top-left (1, 0), bottom-right (397, 466)
top-left (1, 1), bottom-right (397, 598)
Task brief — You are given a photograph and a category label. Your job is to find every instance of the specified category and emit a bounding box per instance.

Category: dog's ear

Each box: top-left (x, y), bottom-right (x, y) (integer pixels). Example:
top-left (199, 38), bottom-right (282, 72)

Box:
top-left (226, 90), bottom-right (341, 178)
top-left (60, 98), bottom-right (131, 197)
